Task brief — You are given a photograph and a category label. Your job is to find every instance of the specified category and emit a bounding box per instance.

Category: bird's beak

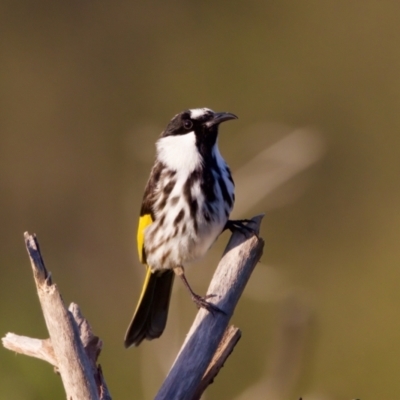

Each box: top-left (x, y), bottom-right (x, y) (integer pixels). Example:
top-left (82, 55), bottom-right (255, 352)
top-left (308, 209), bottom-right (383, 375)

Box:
top-left (205, 112), bottom-right (238, 128)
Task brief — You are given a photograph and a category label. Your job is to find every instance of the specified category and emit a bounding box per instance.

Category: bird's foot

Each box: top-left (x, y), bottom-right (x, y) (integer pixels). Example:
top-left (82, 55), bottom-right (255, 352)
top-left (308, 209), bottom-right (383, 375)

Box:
top-left (224, 219), bottom-right (258, 238)
top-left (191, 293), bottom-right (226, 315)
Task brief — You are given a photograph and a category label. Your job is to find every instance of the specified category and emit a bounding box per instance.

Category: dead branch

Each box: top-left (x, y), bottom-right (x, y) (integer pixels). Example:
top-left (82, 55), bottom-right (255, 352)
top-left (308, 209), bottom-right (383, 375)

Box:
top-left (156, 215), bottom-right (264, 400)
top-left (2, 233), bottom-right (111, 400)
top-left (192, 325), bottom-right (242, 400)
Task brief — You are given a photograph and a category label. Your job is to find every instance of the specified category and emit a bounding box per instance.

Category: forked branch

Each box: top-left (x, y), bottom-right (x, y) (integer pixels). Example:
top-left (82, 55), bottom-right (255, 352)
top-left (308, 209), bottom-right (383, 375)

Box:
top-left (2, 233), bottom-right (111, 400)
top-left (157, 215), bottom-right (264, 400)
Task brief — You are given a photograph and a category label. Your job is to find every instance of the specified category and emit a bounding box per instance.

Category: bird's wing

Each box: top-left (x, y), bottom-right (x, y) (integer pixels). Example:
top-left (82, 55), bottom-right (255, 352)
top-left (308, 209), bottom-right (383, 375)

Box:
top-left (125, 162), bottom-right (175, 347)
top-left (137, 162), bottom-right (161, 263)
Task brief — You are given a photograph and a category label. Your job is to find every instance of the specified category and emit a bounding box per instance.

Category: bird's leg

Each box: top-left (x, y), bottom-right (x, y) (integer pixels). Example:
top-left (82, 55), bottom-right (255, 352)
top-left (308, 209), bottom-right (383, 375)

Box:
top-left (174, 266), bottom-right (225, 315)
top-left (224, 219), bottom-right (258, 238)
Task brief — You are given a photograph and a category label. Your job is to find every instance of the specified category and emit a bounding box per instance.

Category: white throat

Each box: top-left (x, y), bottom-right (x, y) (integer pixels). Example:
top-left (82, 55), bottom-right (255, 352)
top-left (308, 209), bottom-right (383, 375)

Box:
top-left (156, 131), bottom-right (203, 172)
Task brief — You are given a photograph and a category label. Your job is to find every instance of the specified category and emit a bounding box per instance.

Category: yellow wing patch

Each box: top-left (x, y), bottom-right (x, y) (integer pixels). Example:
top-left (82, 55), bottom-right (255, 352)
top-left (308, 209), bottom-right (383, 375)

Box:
top-left (137, 214), bottom-right (153, 263)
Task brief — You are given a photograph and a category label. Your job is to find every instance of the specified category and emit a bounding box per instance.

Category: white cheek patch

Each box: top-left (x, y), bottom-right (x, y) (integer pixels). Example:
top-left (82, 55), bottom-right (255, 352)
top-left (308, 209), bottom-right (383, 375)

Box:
top-left (156, 131), bottom-right (203, 172)
top-left (189, 108), bottom-right (213, 119)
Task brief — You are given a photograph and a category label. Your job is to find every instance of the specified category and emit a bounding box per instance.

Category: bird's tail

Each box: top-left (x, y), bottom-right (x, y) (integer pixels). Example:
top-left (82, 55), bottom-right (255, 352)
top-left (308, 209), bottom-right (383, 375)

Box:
top-left (124, 267), bottom-right (175, 348)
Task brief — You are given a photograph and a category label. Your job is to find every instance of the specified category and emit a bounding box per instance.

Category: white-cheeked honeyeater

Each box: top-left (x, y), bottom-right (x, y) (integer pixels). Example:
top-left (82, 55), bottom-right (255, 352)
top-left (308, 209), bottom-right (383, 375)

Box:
top-left (124, 107), bottom-right (250, 348)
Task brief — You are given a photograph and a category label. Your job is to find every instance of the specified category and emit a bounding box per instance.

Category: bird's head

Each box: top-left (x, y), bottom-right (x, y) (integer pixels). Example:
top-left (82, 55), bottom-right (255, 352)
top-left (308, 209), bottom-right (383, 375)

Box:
top-left (156, 108), bottom-right (237, 171)
top-left (161, 108), bottom-right (237, 145)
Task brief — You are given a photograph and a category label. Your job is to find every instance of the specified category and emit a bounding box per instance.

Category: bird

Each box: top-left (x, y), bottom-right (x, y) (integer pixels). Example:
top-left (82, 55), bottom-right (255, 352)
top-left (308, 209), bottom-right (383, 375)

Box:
top-left (124, 107), bottom-right (250, 348)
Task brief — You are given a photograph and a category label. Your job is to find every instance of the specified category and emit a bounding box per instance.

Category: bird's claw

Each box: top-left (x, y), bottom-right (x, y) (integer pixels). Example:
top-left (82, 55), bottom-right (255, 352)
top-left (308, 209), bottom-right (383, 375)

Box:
top-left (224, 219), bottom-right (258, 238)
top-left (191, 293), bottom-right (225, 315)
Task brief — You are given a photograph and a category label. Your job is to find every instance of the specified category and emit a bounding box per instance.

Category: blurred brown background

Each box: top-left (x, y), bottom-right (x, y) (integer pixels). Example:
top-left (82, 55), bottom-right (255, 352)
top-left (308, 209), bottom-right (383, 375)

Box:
top-left (2, 1), bottom-right (400, 399)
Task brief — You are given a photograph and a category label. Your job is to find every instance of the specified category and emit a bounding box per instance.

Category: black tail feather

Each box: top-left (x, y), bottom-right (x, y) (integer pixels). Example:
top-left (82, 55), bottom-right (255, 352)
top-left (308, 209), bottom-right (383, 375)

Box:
top-left (124, 269), bottom-right (175, 348)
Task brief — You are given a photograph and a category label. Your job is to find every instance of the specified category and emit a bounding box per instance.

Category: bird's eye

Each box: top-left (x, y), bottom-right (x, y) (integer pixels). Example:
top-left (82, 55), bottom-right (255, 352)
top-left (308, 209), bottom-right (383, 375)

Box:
top-left (183, 119), bottom-right (193, 130)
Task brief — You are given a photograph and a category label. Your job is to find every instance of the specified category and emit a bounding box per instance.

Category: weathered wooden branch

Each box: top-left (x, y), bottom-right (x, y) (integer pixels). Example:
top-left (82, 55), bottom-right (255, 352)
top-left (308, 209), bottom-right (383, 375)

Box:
top-left (3, 215), bottom-right (264, 399)
top-left (192, 325), bottom-right (242, 400)
top-left (156, 215), bottom-right (264, 400)
top-left (2, 334), bottom-right (58, 367)
top-left (2, 233), bottom-right (111, 400)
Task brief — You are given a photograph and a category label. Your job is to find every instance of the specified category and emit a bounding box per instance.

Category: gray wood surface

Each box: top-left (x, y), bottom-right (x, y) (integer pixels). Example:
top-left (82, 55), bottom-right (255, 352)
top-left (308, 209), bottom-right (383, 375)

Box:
top-left (156, 215), bottom-right (264, 400)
